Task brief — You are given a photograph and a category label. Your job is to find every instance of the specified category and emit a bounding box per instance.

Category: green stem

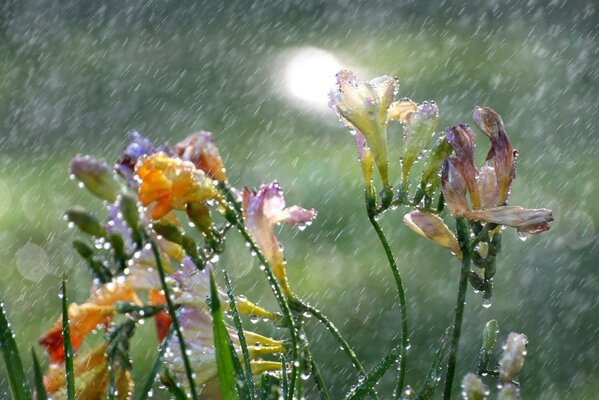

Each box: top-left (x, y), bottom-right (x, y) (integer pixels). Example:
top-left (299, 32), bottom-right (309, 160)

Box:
top-left (148, 239), bottom-right (199, 400)
top-left (367, 215), bottom-right (409, 396)
top-left (301, 334), bottom-right (330, 400)
top-left (442, 218), bottom-right (471, 400)
top-left (217, 183), bottom-right (300, 400)
top-left (295, 300), bottom-right (378, 400)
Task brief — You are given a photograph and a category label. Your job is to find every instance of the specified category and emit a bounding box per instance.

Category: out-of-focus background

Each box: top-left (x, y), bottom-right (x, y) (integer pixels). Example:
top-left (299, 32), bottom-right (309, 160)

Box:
top-left (0, 1), bottom-right (597, 398)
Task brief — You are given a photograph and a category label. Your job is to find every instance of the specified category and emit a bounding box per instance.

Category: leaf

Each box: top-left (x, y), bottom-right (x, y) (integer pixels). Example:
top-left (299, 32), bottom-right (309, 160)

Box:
top-left (344, 343), bottom-right (403, 400)
top-left (258, 373), bottom-right (276, 400)
top-left (163, 370), bottom-right (188, 400)
top-left (224, 270), bottom-right (256, 400)
top-left (61, 278), bottom-right (76, 400)
top-left (136, 324), bottom-right (175, 400)
top-left (209, 272), bottom-right (240, 400)
top-left (0, 301), bottom-right (33, 400)
top-left (31, 348), bottom-right (48, 400)
top-left (416, 328), bottom-right (451, 399)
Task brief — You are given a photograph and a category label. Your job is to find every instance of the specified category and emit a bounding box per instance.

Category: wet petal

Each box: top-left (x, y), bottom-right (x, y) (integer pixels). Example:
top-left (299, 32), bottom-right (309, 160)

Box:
top-left (403, 211), bottom-right (462, 258)
top-left (401, 101), bottom-right (439, 183)
top-left (441, 158), bottom-right (469, 216)
top-left (446, 124), bottom-right (479, 208)
top-left (472, 107), bottom-right (516, 204)
top-left (115, 131), bottom-right (156, 187)
top-left (136, 152), bottom-right (217, 220)
top-left (464, 206), bottom-right (553, 234)
top-left (175, 131), bottom-right (227, 182)
top-left (477, 164), bottom-right (498, 210)
top-left (387, 98), bottom-right (417, 123)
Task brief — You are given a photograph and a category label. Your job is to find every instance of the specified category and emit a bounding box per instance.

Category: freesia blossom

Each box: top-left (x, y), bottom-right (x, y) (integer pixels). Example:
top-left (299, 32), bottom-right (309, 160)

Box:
top-left (175, 131), bottom-right (227, 182)
top-left (44, 344), bottom-right (132, 399)
top-left (39, 283), bottom-right (139, 364)
top-left (242, 182), bottom-right (317, 294)
top-left (403, 210), bottom-right (462, 259)
top-left (330, 70), bottom-right (397, 186)
top-left (136, 152), bottom-right (218, 220)
top-left (441, 107), bottom-right (553, 234)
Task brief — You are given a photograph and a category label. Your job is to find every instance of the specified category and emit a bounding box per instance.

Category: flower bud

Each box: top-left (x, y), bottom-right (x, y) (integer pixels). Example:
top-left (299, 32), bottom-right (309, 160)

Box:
top-left (499, 332), bottom-right (528, 382)
top-left (461, 372), bottom-right (488, 400)
top-left (421, 137), bottom-right (452, 188)
top-left (497, 383), bottom-right (520, 400)
top-left (401, 101), bottom-right (438, 184)
top-left (403, 210), bottom-right (462, 258)
top-left (71, 155), bottom-right (121, 202)
top-left (187, 201), bottom-right (213, 235)
top-left (65, 207), bottom-right (107, 237)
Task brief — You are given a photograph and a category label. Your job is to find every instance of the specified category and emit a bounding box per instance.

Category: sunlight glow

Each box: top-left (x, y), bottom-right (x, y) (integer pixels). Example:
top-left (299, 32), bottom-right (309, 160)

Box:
top-left (284, 47), bottom-right (343, 109)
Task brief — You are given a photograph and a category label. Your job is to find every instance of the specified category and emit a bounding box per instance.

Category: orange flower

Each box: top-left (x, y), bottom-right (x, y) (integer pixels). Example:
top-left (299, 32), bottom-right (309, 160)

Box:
top-left (175, 131), bottom-right (227, 182)
top-left (39, 283), bottom-right (138, 364)
top-left (44, 344), bottom-right (133, 399)
top-left (136, 152), bottom-right (218, 220)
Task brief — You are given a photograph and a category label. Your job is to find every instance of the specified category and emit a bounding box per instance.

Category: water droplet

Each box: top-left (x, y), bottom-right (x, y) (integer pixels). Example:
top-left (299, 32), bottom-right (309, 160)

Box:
top-left (482, 298), bottom-right (492, 308)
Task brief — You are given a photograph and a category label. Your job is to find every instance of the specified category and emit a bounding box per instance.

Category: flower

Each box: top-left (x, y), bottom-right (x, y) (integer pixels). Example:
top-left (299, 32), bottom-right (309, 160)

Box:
top-left (115, 131), bottom-right (157, 187)
top-left (44, 344), bottom-right (132, 399)
top-left (136, 152), bottom-right (218, 220)
top-left (242, 182), bottom-right (317, 294)
top-left (330, 70), bottom-right (397, 186)
top-left (461, 373), bottom-right (488, 400)
top-left (175, 131), bottom-right (227, 182)
top-left (441, 107), bottom-right (553, 234)
top-left (400, 101), bottom-right (439, 184)
top-left (499, 332), bottom-right (528, 382)
top-left (163, 264), bottom-right (284, 395)
top-left (39, 283), bottom-right (139, 364)
top-left (403, 210), bottom-right (462, 258)
top-left (71, 155), bottom-right (121, 202)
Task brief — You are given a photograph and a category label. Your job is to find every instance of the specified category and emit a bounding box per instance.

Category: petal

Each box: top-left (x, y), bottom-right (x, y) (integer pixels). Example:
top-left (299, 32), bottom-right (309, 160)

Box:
top-left (403, 211), bottom-right (462, 258)
top-left (464, 206), bottom-right (553, 234)
top-left (477, 164), bottom-right (499, 210)
top-left (441, 158), bottom-right (469, 216)
top-left (445, 124), bottom-right (480, 208)
top-left (472, 107), bottom-right (516, 204)
top-left (401, 101), bottom-right (439, 183)
top-left (175, 131), bottom-right (227, 182)
top-left (387, 98), bottom-right (417, 123)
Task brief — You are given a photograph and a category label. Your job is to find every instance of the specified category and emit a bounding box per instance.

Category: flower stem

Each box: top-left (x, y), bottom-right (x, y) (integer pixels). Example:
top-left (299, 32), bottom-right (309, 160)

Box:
top-left (442, 217), bottom-right (471, 400)
top-left (148, 238), bottom-right (199, 400)
top-left (217, 183), bottom-right (300, 399)
top-left (295, 299), bottom-right (379, 400)
top-left (367, 214), bottom-right (409, 396)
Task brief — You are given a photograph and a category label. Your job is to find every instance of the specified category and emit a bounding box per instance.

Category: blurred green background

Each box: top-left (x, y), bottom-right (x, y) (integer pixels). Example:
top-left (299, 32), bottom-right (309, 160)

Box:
top-left (0, 1), bottom-right (597, 398)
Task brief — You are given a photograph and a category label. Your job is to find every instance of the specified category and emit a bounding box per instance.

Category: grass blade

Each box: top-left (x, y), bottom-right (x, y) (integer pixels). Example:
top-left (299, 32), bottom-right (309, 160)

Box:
top-left (344, 343), bottom-right (403, 400)
top-left (31, 348), bottom-right (48, 400)
top-left (416, 328), bottom-right (451, 400)
top-left (137, 324), bottom-right (175, 400)
top-left (0, 301), bottom-right (32, 400)
top-left (224, 270), bottom-right (256, 400)
top-left (258, 373), bottom-right (276, 400)
top-left (209, 271), bottom-right (240, 400)
top-left (149, 238), bottom-right (199, 400)
top-left (61, 278), bottom-right (76, 400)
top-left (280, 355), bottom-right (288, 398)
top-left (163, 370), bottom-right (188, 400)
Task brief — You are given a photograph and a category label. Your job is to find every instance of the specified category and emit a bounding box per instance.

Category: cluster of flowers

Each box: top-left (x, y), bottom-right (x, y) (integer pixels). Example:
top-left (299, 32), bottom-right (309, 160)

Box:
top-left (23, 69), bottom-right (553, 400)
top-left (38, 131), bottom-right (316, 398)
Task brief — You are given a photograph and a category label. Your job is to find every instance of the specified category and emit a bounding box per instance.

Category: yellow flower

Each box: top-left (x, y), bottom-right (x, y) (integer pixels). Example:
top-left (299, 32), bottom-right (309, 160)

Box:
top-left (136, 152), bottom-right (218, 220)
top-left (330, 70), bottom-right (397, 186)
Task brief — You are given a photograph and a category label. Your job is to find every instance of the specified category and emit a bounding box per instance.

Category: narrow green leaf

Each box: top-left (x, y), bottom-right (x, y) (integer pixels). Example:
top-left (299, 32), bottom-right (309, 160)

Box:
top-left (280, 355), bottom-right (288, 399)
top-left (61, 278), bottom-right (75, 400)
top-left (149, 238), bottom-right (199, 400)
top-left (416, 328), bottom-right (451, 399)
top-left (258, 373), bottom-right (275, 400)
top-left (137, 324), bottom-right (175, 400)
top-left (344, 343), bottom-right (403, 400)
top-left (0, 301), bottom-right (32, 400)
top-left (209, 272), bottom-right (240, 400)
top-left (31, 348), bottom-right (48, 400)
top-left (163, 370), bottom-right (188, 400)
top-left (224, 270), bottom-right (256, 400)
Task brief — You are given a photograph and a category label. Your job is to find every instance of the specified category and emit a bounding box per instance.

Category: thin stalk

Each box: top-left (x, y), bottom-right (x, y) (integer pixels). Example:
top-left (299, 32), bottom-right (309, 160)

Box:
top-left (137, 324), bottom-right (175, 400)
top-left (442, 218), bottom-right (471, 400)
top-left (295, 300), bottom-right (378, 400)
top-left (302, 338), bottom-right (330, 400)
top-left (61, 278), bottom-right (75, 400)
top-left (148, 239), bottom-right (199, 400)
top-left (216, 184), bottom-right (300, 400)
top-left (367, 215), bottom-right (409, 396)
